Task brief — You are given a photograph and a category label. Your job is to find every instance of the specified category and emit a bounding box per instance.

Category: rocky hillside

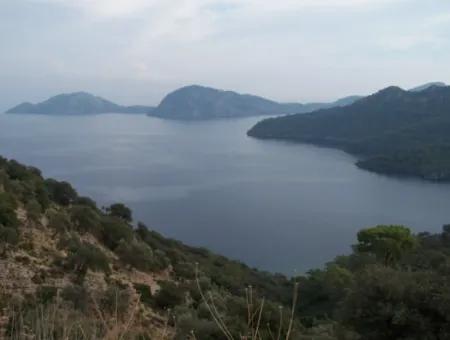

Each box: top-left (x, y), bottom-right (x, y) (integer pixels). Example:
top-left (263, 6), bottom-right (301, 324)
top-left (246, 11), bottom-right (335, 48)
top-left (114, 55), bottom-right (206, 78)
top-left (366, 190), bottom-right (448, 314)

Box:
top-left (0, 156), bottom-right (310, 339)
top-left (2, 156), bottom-right (450, 339)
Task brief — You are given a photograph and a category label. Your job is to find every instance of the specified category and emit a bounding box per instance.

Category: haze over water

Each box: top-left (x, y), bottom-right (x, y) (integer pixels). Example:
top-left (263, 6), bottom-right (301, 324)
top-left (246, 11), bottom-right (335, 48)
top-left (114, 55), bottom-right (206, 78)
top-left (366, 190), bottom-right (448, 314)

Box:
top-left (1, 113), bottom-right (449, 274)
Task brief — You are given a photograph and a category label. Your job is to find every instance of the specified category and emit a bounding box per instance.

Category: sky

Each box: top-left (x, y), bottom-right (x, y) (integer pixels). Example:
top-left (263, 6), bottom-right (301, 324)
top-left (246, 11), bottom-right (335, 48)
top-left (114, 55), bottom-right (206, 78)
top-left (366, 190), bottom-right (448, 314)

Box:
top-left (1, 0), bottom-right (450, 110)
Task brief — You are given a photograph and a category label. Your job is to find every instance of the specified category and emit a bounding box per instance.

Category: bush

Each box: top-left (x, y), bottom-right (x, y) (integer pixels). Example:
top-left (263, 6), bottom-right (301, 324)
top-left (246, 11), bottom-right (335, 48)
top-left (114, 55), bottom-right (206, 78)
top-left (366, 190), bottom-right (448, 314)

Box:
top-left (61, 284), bottom-right (89, 312)
top-left (175, 314), bottom-right (223, 340)
top-left (0, 192), bottom-right (18, 228)
top-left (153, 281), bottom-right (185, 309)
top-left (34, 183), bottom-right (50, 211)
top-left (70, 205), bottom-right (101, 234)
top-left (44, 179), bottom-right (78, 206)
top-left (6, 160), bottom-right (31, 180)
top-left (25, 199), bottom-right (42, 222)
top-left (134, 283), bottom-right (153, 306)
top-left (47, 210), bottom-right (71, 233)
top-left (106, 203), bottom-right (132, 222)
top-left (153, 249), bottom-right (170, 271)
top-left (74, 196), bottom-right (97, 210)
top-left (0, 226), bottom-right (19, 245)
top-left (100, 217), bottom-right (134, 250)
top-left (340, 265), bottom-right (450, 340)
top-left (116, 240), bottom-right (154, 272)
top-left (66, 241), bottom-right (110, 275)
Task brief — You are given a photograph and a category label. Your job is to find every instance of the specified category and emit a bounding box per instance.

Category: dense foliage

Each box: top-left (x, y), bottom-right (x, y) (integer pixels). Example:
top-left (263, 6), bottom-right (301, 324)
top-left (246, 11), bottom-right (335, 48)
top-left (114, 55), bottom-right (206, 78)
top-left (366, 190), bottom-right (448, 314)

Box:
top-left (248, 85), bottom-right (450, 180)
top-left (296, 225), bottom-right (450, 339)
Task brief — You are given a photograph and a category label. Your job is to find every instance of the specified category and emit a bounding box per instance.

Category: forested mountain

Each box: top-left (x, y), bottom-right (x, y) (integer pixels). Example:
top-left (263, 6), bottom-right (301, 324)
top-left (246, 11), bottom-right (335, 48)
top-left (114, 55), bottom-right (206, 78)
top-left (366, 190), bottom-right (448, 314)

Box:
top-left (248, 85), bottom-right (450, 180)
top-left (150, 85), bottom-right (360, 120)
top-left (6, 92), bottom-right (154, 115)
top-left (409, 81), bottom-right (446, 92)
top-left (299, 95), bottom-right (363, 113)
top-left (1, 156), bottom-right (449, 339)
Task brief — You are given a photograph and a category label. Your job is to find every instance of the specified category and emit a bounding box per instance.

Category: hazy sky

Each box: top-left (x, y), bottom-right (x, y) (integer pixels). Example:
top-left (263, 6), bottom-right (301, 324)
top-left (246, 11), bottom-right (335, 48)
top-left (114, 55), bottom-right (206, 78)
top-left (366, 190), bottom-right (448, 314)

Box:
top-left (1, 0), bottom-right (450, 110)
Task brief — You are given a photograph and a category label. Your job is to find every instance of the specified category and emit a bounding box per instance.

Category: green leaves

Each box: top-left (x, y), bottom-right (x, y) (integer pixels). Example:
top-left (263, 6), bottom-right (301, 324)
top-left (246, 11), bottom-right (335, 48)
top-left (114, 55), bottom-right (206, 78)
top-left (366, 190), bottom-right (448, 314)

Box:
top-left (355, 225), bottom-right (417, 266)
top-left (105, 203), bottom-right (132, 223)
top-left (0, 192), bottom-right (19, 229)
top-left (44, 178), bottom-right (78, 206)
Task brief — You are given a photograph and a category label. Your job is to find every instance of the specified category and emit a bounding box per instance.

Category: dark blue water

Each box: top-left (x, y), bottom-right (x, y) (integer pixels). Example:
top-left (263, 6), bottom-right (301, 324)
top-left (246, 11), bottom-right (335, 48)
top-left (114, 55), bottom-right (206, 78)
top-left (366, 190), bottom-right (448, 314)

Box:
top-left (1, 113), bottom-right (450, 274)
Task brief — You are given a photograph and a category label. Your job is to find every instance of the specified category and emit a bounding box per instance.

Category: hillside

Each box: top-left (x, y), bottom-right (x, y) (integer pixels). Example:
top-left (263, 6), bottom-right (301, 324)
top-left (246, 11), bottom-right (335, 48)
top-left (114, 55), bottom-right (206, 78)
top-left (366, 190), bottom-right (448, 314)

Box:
top-left (150, 85), bottom-right (359, 120)
top-left (1, 156), bottom-right (450, 339)
top-left (6, 92), bottom-right (154, 115)
top-left (248, 85), bottom-right (450, 181)
top-left (0, 156), bottom-right (303, 339)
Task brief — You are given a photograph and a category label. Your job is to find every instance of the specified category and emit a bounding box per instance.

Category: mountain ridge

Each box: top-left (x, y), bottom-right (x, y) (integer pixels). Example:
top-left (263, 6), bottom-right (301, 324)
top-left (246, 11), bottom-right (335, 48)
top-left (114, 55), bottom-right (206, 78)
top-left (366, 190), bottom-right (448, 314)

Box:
top-left (6, 91), bottom-right (154, 115)
top-left (248, 84), bottom-right (450, 181)
top-left (149, 84), bottom-right (361, 120)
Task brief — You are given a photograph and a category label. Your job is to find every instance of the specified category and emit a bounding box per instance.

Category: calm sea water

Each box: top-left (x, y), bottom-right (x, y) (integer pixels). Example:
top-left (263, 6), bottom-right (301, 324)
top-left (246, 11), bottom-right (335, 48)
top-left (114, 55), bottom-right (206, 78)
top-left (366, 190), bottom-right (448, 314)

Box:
top-left (1, 113), bottom-right (450, 274)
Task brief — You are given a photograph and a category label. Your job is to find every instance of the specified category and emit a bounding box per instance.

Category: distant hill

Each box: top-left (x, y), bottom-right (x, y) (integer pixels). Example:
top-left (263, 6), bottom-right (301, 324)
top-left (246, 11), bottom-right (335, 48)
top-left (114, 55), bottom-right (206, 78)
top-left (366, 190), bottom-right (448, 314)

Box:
top-left (409, 82), bottom-right (446, 92)
top-left (300, 95), bottom-right (363, 113)
top-left (248, 85), bottom-right (450, 181)
top-left (150, 85), bottom-right (360, 120)
top-left (149, 85), bottom-right (301, 119)
top-left (6, 92), bottom-right (154, 115)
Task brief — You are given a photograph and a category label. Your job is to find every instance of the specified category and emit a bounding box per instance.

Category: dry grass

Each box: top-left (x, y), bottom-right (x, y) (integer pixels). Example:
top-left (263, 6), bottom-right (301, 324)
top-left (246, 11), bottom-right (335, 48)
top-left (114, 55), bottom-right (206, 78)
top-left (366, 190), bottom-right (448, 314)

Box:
top-left (195, 263), bottom-right (300, 340)
top-left (2, 288), bottom-right (152, 340)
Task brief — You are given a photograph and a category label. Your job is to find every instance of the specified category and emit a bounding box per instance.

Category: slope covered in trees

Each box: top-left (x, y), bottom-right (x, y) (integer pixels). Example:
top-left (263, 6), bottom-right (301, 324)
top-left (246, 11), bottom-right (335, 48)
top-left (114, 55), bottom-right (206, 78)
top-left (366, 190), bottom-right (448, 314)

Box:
top-left (1, 156), bottom-right (450, 339)
top-left (248, 85), bottom-right (450, 181)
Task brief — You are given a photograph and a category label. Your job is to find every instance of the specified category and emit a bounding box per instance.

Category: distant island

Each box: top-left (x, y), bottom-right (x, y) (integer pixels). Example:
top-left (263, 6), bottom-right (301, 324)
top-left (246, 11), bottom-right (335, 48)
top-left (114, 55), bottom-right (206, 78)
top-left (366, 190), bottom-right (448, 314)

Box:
top-left (5, 92), bottom-right (154, 115)
top-left (149, 85), bottom-right (361, 120)
top-left (6, 85), bottom-right (363, 119)
top-left (248, 82), bottom-right (450, 181)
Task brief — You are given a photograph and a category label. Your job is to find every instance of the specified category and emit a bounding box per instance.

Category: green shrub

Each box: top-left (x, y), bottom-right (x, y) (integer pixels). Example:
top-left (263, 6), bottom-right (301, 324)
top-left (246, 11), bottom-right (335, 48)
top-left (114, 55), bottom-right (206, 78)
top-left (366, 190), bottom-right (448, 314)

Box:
top-left (57, 233), bottom-right (81, 252)
top-left (6, 160), bottom-right (31, 180)
top-left (44, 179), bottom-right (78, 206)
top-left (25, 199), bottom-right (42, 222)
top-left (70, 205), bottom-right (101, 234)
top-left (106, 203), bottom-right (132, 222)
top-left (153, 249), bottom-right (170, 271)
top-left (340, 265), bottom-right (450, 340)
top-left (74, 196), bottom-right (97, 210)
top-left (34, 183), bottom-right (50, 211)
top-left (134, 283), bottom-right (153, 307)
top-left (0, 192), bottom-right (18, 228)
top-left (0, 226), bottom-right (19, 245)
top-left (175, 313), bottom-right (223, 340)
top-left (47, 210), bottom-right (72, 233)
top-left (66, 241), bottom-right (110, 275)
top-left (153, 281), bottom-right (185, 309)
top-left (100, 217), bottom-right (134, 250)
top-left (116, 240), bottom-right (154, 271)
